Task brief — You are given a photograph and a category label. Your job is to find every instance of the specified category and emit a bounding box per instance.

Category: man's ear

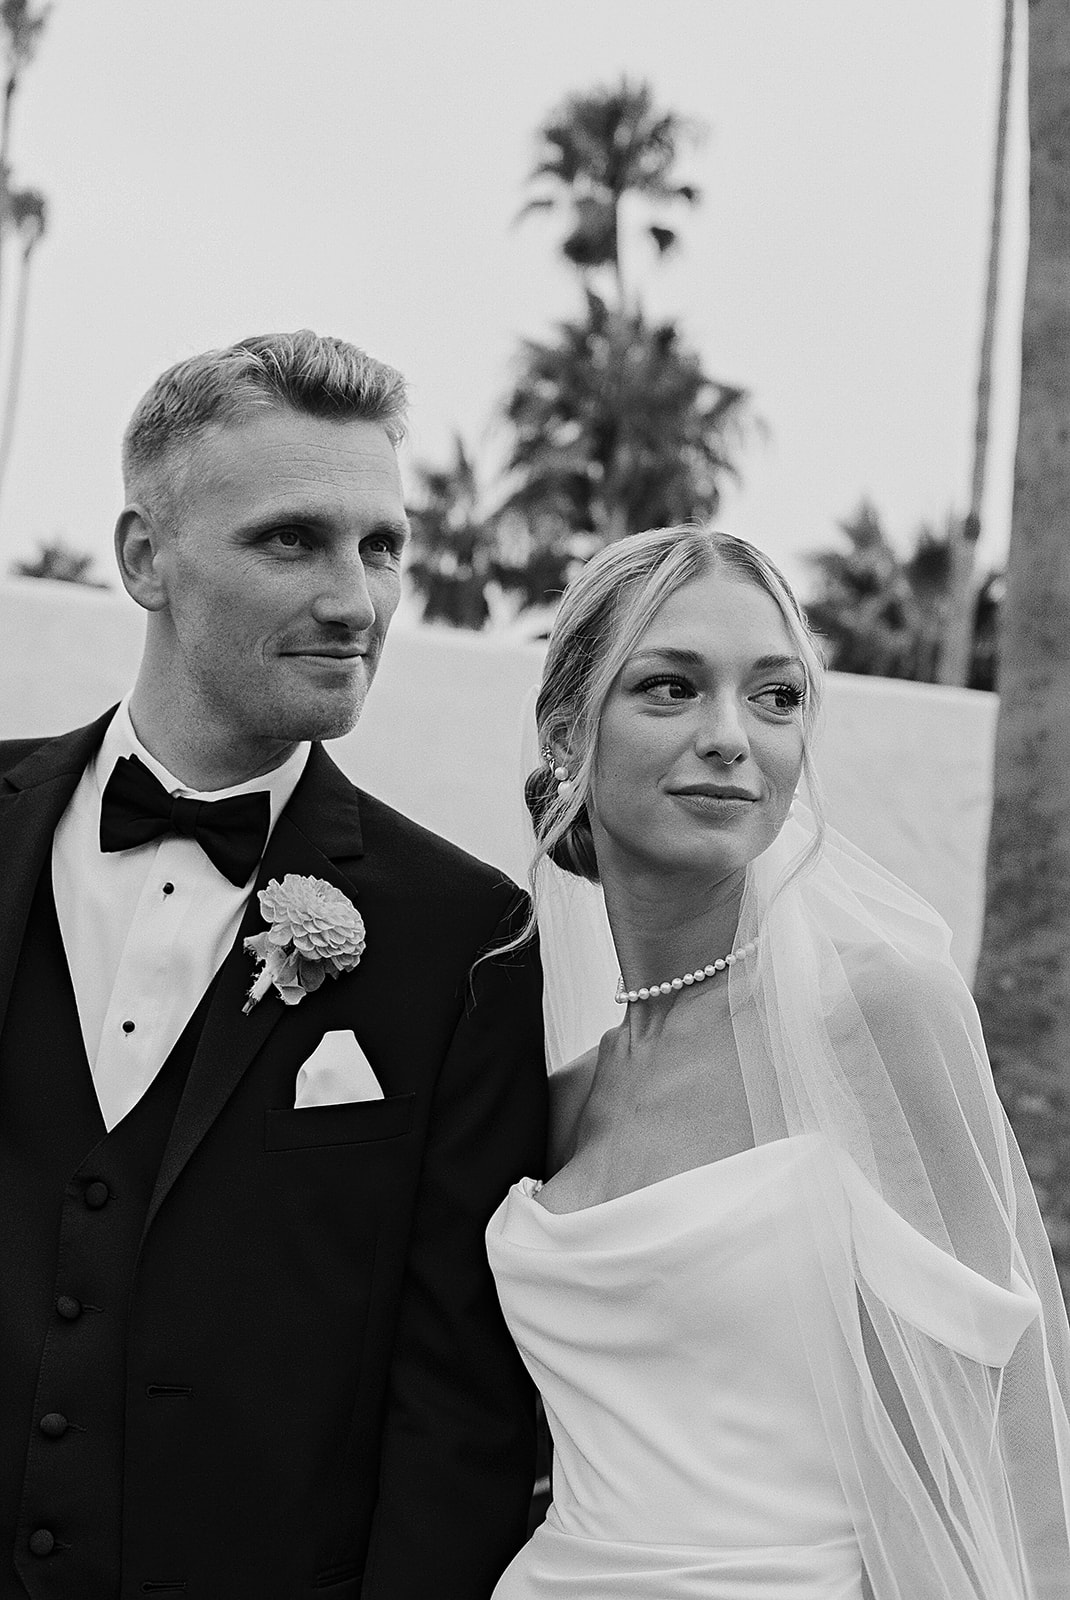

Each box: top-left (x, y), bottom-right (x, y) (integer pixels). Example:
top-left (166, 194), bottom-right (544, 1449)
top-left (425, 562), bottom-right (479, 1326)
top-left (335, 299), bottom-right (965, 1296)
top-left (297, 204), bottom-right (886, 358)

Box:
top-left (114, 504), bottom-right (169, 612)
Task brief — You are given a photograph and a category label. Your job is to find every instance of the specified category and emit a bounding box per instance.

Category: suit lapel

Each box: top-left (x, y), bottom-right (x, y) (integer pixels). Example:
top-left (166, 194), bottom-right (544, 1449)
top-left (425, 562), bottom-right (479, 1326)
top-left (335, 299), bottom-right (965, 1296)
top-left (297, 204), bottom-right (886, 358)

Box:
top-left (0, 713), bottom-right (115, 1038)
top-left (146, 745), bottom-right (365, 1231)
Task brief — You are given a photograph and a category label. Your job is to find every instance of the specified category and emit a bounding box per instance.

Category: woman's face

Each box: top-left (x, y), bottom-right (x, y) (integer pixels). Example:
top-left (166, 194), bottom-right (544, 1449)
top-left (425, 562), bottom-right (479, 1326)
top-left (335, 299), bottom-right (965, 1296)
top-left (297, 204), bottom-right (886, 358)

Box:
top-left (587, 567), bottom-right (806, 886)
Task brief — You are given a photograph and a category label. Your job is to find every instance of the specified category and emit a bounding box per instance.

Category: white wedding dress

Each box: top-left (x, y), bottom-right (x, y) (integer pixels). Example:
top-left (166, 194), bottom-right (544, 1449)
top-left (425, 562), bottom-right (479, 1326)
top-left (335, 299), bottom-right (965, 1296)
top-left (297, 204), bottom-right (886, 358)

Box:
top-left (486, 1131), bottom-right (1037, 1600)
top-left (487, 806), bottom-right (1070, 1597)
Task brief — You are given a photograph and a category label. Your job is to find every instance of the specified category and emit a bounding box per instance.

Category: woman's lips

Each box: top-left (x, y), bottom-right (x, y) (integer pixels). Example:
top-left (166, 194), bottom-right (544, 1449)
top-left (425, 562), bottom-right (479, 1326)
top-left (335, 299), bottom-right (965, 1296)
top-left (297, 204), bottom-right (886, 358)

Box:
top-left (670, 789), bottom-right (758, 818)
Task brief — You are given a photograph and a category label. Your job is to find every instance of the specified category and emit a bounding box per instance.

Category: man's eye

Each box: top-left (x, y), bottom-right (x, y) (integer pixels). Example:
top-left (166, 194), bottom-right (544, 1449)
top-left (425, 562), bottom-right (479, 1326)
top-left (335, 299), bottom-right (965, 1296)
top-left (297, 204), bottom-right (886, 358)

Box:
top-left (363, 533), bottom-right (403, 561)
top-left (272, 528), bottom-right (305, 549)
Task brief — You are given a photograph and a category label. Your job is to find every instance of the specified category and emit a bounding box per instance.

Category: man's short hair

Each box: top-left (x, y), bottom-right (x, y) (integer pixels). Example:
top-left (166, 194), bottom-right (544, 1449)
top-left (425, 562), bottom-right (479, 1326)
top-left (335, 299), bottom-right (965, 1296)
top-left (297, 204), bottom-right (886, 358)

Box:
top-left (122, 329), bottom-right (408, 509)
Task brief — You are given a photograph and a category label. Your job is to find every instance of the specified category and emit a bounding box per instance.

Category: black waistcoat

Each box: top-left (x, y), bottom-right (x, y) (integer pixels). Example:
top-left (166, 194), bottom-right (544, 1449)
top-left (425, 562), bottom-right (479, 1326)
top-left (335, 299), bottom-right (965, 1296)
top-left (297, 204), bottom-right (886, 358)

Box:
top-left (0, 865), bottom-right (214, 1600)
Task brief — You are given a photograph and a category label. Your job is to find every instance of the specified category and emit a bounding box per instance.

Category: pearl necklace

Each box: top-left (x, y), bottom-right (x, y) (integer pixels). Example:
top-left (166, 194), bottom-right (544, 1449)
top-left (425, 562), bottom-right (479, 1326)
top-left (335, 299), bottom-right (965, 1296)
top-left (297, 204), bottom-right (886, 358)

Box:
top-left (615, 938), bottom-right (759, 1005)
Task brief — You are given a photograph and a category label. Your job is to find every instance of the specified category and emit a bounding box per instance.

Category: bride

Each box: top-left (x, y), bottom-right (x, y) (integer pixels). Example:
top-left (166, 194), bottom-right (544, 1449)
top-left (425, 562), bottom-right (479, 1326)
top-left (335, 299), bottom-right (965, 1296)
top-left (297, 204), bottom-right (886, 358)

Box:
top-left (486, 526), bottom-right (1070, 1599)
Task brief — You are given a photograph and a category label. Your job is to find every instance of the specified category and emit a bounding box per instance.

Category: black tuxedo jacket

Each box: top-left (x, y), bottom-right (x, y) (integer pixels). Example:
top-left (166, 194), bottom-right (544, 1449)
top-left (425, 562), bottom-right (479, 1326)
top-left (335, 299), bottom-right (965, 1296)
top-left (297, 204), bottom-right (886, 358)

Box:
top-left (0, 712), bottom-right (548, 1599)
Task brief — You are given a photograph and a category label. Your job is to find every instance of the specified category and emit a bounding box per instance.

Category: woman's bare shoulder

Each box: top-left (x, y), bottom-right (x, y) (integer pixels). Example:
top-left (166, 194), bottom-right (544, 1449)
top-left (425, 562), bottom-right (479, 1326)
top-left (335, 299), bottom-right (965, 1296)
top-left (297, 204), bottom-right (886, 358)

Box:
top-left (547, 1041), bottom-right (604, 1171)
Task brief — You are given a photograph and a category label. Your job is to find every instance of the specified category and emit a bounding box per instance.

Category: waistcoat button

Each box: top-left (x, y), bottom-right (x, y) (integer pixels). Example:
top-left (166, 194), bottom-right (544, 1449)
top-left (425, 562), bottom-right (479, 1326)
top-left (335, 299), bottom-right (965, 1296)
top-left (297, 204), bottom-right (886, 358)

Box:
top-left (39, 1412), bottom-right (68, 1438)
top-left (84, 1180), bottom-right (110, 1209)
top-left (55, 1295), bottom-right (81, 1320)
top-left (28, 1529), bottom-right (55, 1557)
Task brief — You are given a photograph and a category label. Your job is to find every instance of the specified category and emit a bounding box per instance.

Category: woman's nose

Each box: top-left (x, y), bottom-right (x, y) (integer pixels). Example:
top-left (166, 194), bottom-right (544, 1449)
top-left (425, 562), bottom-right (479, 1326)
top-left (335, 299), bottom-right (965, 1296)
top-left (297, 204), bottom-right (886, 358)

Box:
top-left (695, 696), bottom-right (750, 765)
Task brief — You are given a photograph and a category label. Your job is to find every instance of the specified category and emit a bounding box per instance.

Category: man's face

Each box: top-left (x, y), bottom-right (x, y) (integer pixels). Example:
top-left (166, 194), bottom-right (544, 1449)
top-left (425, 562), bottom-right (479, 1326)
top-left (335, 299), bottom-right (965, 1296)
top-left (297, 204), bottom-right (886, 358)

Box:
top-left (149, 407), bottom-right (409, 755)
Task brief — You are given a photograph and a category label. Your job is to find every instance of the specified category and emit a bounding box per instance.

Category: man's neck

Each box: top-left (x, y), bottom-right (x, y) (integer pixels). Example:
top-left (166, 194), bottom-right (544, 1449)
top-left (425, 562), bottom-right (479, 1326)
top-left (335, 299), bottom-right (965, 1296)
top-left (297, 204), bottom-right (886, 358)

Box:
top-left (126, 688), bottom-right (299, 792)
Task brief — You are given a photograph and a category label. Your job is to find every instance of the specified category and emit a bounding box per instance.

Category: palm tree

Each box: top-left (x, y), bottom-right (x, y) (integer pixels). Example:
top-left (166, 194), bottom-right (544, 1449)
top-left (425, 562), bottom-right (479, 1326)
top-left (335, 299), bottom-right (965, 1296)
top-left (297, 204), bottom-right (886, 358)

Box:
top-left (410, 78), bottom-right (746, 628)
top-left (939, 0), bottom-right (1016, 685)
top-left (973, 0), bottom-right (1070, 1289)
top-left (519, 77), bottom-right (701, 309)
top-left (11, 536), bottom-right (107, 587)
top-left (490, 79), bottom-right (747, 608)
top-left (805, 502), bottom-right (932, 679)
top-left (0, 1), bottom-right (48, 351)
top-left (406, 435), bottom-right (499, 629)
top-left (0, 0), bottom-right (47, 530)
top-left (805, 501), bottom-right (999, 686)
top-left (503, 289), bottom-right (747, 548)
top-left (0, 182), bottom-right (44, 502)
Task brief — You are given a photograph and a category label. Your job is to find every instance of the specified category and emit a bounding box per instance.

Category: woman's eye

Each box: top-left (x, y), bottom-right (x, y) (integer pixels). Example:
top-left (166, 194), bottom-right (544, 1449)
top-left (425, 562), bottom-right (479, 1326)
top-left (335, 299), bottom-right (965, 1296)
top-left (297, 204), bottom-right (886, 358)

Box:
top-left (272, 528), bottom-right (306, 550)
top-left (636, 674), bottom-right (695, 703)
top-left (755, 683), bottom-right (805, 714)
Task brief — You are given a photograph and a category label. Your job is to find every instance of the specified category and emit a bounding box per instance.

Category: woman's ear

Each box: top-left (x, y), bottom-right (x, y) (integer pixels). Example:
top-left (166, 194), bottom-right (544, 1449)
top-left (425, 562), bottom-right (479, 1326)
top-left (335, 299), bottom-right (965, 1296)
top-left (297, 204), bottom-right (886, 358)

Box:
top-left (546, 727), bottom-right (576, 771)
top-left (114, 504), bottom-right (169, 613)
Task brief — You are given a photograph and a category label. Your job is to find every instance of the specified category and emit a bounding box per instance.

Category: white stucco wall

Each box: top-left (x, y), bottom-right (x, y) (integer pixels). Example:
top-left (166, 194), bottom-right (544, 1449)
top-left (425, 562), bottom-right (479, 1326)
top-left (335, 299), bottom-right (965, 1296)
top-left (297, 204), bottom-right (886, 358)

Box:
top-left (1, 578), bottom-right (996, 978)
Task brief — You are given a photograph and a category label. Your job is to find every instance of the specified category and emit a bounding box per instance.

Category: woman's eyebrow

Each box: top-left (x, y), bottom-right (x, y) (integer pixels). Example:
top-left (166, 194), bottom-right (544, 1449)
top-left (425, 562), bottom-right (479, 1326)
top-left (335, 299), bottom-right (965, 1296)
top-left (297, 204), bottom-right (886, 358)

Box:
top-left (627, 647), bottom-right (705, 667)
top-left (627, 648), bottom-right (805, 673)
top-left (751, 654), bottom-right (805, 673)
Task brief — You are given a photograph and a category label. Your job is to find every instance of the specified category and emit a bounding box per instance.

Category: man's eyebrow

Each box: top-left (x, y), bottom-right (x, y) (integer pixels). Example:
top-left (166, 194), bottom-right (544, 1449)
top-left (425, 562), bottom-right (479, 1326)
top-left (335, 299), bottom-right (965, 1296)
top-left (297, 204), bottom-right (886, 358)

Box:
top-left (235, 507), bottom-right (329, 536)
top-left (235, 509), bottom-right (411, 541)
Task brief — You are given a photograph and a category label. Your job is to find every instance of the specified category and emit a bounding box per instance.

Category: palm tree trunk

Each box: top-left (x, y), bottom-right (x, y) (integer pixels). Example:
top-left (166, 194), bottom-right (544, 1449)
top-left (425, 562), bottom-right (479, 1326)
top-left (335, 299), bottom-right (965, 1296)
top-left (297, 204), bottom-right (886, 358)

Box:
top-left (973, 0), bottom-right (1070, 1292)
top-left (938, 0), bottom-right (1015, 687)
top-left (0, 71), bottom-right (17, 421)
top-left (612, 196), bottom-right (626, 313)
top-left (0, 226), bottom-right (37, 510)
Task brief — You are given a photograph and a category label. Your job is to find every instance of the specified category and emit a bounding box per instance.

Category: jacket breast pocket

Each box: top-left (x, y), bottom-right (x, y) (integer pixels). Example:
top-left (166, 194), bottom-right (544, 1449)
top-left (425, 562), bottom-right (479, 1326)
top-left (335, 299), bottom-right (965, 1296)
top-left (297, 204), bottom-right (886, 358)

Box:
top-left (264, 1093), bottom-right (416, 1152)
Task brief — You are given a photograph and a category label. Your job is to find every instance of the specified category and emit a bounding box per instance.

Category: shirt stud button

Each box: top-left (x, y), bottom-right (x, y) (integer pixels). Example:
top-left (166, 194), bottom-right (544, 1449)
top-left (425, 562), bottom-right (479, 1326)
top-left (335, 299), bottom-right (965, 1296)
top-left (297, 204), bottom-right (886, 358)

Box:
top-left (28, 1529), bottom-right (55, 1557)
top-left (39, 1412), bottom-right (68, 1439)
top-left (84, 1181), bottom-right (110, 1209)
top-left (122, 1020), bottom-right (135, 1034)
top-left (162, 882), bottom-right (175, 895)
top-left (55, 1295), bottom-right (81, 1321)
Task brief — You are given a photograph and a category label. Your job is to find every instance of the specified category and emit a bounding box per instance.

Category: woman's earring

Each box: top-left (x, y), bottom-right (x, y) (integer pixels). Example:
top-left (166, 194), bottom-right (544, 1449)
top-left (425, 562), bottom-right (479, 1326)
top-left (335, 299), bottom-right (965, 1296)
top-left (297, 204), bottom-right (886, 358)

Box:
top-left (544, 748), bottom-right (574, 801)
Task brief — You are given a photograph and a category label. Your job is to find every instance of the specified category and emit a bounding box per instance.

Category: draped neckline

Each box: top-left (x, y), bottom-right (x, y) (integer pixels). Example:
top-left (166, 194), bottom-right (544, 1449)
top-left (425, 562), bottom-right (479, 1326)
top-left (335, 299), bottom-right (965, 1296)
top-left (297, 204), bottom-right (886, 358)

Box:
top-left (519, 1133), bottom-right (817, 1219)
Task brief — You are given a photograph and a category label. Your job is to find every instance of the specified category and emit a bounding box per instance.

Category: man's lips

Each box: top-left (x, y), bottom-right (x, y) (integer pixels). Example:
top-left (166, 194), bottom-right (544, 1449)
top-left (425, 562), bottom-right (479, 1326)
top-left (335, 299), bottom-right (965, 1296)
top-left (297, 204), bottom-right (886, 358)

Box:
top-left (281, 646), bottom-right (366, 659)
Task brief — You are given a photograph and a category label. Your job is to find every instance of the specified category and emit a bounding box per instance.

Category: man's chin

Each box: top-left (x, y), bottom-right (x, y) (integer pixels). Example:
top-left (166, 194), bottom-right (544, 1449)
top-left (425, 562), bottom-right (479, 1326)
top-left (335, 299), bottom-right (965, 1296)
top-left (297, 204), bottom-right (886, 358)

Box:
top-left (292, 703), bottom-right (366, 744)
top-left (256, 689), bottom-right (368, 747)
top-left (314, 709), bottom-right (365, 743)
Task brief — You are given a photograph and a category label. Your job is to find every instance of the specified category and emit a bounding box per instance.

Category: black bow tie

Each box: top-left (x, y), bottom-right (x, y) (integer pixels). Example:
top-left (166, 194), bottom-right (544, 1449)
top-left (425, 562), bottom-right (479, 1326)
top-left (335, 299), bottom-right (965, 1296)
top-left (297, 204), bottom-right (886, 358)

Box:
top-left (99, 754), bottom-right (271, 887)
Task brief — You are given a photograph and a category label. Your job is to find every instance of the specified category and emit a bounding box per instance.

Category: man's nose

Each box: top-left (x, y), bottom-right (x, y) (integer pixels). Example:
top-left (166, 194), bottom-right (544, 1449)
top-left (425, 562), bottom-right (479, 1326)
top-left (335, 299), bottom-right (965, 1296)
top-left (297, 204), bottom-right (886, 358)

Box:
top-left (310, 552), bottom-right (376, 632)
top-left (695, 694), bottom-right (750, 765)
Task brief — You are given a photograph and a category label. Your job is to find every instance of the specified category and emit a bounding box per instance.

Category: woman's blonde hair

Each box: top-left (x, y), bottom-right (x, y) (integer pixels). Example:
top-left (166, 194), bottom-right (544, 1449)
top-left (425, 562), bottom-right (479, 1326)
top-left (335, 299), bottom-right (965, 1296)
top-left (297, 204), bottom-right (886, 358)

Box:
top-left (524, 525), bottom-right (825, 889)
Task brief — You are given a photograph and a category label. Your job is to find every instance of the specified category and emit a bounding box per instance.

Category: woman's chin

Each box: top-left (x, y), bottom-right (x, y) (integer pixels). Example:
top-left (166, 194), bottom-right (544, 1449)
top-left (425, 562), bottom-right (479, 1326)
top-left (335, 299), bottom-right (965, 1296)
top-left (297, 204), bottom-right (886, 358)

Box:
top-left (632, 841), bottom-right (749, 886)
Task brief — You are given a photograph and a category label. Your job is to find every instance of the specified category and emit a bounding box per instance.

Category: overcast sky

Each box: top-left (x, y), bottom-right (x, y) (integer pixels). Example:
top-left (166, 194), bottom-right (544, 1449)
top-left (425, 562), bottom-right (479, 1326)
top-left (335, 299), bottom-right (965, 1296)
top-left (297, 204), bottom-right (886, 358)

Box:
top-left (0, 0), bottom-right (1026, 598)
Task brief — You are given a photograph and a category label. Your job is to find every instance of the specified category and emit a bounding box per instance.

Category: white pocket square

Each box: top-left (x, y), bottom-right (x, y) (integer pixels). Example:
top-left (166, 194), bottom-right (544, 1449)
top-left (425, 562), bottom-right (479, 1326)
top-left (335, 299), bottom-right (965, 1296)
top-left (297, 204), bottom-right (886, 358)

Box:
top-left (294, 1030), bottom-right (384, 1109)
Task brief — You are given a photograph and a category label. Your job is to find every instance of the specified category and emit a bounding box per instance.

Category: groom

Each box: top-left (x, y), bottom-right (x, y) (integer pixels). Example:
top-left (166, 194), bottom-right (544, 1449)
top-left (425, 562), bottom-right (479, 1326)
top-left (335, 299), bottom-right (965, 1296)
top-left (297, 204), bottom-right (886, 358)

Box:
top-left (0, 331), bottom-right (547, 1598)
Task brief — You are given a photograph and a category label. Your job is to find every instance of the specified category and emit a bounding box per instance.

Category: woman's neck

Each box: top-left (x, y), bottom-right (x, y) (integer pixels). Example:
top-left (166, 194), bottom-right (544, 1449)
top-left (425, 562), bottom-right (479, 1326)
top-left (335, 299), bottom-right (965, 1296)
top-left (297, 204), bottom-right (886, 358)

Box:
top-left (600, 858), bottom-right (747, 999)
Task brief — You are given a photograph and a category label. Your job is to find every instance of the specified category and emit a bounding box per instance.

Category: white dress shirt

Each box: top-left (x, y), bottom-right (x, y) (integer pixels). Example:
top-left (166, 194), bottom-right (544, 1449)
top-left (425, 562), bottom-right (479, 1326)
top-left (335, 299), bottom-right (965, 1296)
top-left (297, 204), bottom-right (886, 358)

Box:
top-left (52, 698), bottom-right (310, 1131)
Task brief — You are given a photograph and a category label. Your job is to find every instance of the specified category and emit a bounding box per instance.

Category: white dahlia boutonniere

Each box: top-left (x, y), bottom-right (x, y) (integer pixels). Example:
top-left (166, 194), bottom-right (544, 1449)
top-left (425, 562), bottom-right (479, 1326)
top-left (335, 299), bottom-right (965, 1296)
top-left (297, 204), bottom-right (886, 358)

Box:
top-left (243, 873), bottom-right (366, 1014)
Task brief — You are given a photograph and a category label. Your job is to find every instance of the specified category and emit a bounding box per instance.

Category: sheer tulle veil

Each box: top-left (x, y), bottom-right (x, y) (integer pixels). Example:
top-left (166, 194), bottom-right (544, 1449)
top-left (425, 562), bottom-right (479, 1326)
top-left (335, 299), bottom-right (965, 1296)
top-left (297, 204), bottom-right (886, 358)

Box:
top-left (521, 696), bottom-right (1070, 1597)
